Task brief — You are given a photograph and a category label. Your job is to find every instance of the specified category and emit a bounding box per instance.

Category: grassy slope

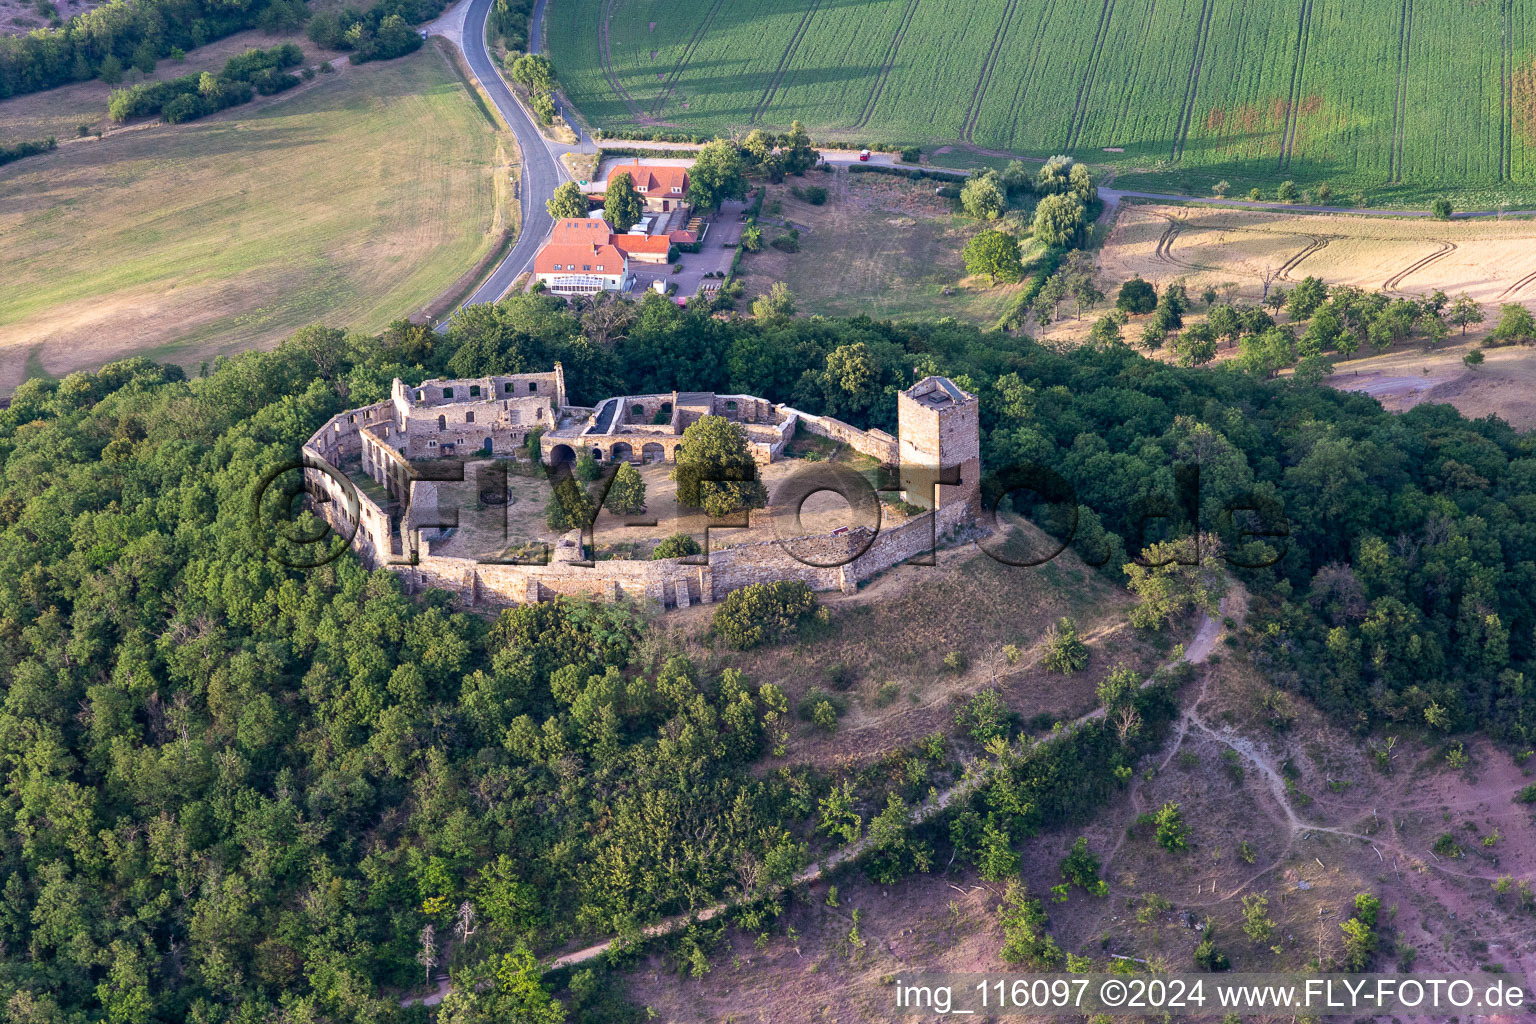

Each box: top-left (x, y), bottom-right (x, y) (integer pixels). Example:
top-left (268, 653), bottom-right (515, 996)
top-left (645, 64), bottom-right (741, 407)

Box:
top-left (738, 171), bottom-right (1035, 324)
top-left (549, 0), bottom-right (1536, 206)
top-left (0, 42), bottom-right (511, 390)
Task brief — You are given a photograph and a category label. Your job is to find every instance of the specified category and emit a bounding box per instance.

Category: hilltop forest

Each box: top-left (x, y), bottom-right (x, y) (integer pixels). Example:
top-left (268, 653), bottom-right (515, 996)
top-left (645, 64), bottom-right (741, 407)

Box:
top-left (2, 293), bottom-right (1536, 1020)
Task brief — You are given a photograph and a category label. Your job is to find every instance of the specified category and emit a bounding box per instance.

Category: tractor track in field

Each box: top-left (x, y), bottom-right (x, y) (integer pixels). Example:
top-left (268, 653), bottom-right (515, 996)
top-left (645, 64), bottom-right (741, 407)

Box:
top-left (597, 0), bottom-right (648, 121)
top-left (1277, 234), bottom-right (1331, 280)
top-left (1501, 0), bottom-right (1513, 181)
top-left (1170, 0), bottom-right (1214, 163)
top-left (1497, 266), bottom-right (1536, 299)
top-left (1387, 0), bottom-right (1413, 182)
top-left (960, 0), bottom-right (1022, 144)
top-left (649, 0), bottom-right (726, 119)
top-left (1065, 0), bottom-right (1117, 152)
top-left (750, 0), bottom-right (825, 123)
top-left (1276, 0), bottom-right (1313, 170)
top-left (849, 0), bottom-right (921, 131)
top-left (998, 0), bottom-right (1058, 150)
top-left (1153, 217), bottom-right (1205, 271)
top-left (1383, 241), bottom-right (1455, 292)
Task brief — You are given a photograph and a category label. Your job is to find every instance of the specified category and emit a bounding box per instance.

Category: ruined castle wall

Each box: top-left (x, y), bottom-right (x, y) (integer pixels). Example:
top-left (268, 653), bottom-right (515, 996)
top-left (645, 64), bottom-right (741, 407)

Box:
top-left (789, 409), bottom-right (899, 466)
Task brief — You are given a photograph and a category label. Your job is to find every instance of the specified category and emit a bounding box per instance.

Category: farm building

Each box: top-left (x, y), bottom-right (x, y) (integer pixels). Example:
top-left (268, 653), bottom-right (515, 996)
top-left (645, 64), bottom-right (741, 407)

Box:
top-left (585, 160), bottom-right (691, 213)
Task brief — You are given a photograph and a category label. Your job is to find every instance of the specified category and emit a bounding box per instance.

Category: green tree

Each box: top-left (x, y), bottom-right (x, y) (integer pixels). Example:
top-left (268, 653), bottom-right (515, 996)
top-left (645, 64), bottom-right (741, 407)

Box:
top-left (545, 474), bottom-right (595, 532)
top-left (1035, 155), bottom-right (1073, 195)
top-left (1058, 837), bottom-right (1108, 896)
top-left (687, 139), bottom-right (747, 211)
top-left (1171, 321), bottom-right (1219, 366)
top-left (674, 414), bottom-right (768, 517)
top-left (1117, 277), bottom-right (1157, 314)
top-left (1285, 275), bottom-right (1328, 320)
top-left (98, 54), bottom-right (124, 84)
top-left (604, 461), bottom-right (645, 515)
top-left (1489, 303), bottom-right (1536, 345)
top-left (1033, 193), bottom-right (1086, 247)
top-left (1088, 311), bottom-right (1128, 347)
top-left (781, 119), bottom-right (817, 174)
top-left (509, 54), bottom-right (556, 92)
top-left (1432, 196), bottom-right (1453, 220)
top-left (546, 181), bottom-right (588, 220)
top-left (752, 281), bottom-right (796, 322)
top-left (603, 171), bottom-right (643, 232)
top-left (1277, 180), bottom-right (1299, 202)
top-left (1464, 348), bottom-right (1485, 367)
top-left (963, 229), bottom-right (1023, 284)
top-left (1124, 536), bottom-right (1228, 629)
top-left (961, 172), bottom-right (1006, 220)
top-left (1448, 293), bottom-right (1483, 335)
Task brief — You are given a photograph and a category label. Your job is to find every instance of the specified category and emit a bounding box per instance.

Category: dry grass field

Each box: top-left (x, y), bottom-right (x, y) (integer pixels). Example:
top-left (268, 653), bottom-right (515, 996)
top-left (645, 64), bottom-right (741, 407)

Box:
top-left (739, 168), bottom-right (1035, 325)
top-left (0, 41), bottom-right (512, 391)
top-left (1326, 342), bottom-right (1536, 432)
top-left (1100, 204), bottom-right (1536, 308)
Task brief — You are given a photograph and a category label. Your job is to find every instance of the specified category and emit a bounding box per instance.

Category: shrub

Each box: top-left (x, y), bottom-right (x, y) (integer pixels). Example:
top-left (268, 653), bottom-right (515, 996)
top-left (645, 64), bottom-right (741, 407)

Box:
top-left (956, 688), bottom-right (1010, 743)
top-left (0, 136), bottom-right (57, 166)
top-left (899, 145), bottom-right (921, 162)
top-left (1153, 801), bottom-right (1190, 851)
top-left (713, 580), bottom-right (817, 649)
top-left (796, 686), bottom-right (845, 722)
top-left (790, 184), bottom-right (827, 205)
top-left (651, 533), bottom-right (701, 559)
top-left (1041, 616), bottom-right (1088, 674)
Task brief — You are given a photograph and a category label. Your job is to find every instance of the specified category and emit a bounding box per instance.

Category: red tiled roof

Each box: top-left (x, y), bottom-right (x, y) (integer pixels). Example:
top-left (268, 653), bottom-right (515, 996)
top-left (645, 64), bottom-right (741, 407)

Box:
top-left (611, 160), bottom-right (689, 195)
top-left (550, 218), bottom-right (613, 245)
top-left (612, 234), bottom-right (672, 256)
top-left (534, 242), bottom-right (626, 276)
top-left (668, 230), bottom-right (698, 244)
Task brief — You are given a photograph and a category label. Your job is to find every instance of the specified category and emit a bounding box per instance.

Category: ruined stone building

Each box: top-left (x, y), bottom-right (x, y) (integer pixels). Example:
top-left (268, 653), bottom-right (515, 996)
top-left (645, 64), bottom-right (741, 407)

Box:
top-left (302, 367), bottom-right (982, 610)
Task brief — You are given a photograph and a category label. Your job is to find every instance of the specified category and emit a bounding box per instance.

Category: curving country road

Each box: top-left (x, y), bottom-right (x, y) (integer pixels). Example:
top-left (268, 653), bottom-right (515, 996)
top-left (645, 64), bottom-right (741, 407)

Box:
top-left (427, 0), bottom-right (580, 330)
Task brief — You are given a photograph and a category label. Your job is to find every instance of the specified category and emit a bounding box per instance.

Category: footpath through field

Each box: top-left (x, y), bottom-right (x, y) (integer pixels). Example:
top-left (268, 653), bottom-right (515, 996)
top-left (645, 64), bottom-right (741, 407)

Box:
top-left (398, 600), bottom-right (1230, 1007)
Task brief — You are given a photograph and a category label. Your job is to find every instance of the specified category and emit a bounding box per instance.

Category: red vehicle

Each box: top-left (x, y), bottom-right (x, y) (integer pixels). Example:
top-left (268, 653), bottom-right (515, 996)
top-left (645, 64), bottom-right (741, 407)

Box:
top-left (858, 149), bottom-right (871, 161)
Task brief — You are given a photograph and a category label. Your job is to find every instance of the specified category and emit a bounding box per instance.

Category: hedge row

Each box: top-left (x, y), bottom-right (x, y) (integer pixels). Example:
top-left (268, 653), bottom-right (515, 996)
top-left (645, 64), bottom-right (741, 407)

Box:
top-left (107, 44), bottom-right (303, 124)
top-left (847, 163), bottom-right (967, 183)
top-left (0, 136), bottom-right (57, 166)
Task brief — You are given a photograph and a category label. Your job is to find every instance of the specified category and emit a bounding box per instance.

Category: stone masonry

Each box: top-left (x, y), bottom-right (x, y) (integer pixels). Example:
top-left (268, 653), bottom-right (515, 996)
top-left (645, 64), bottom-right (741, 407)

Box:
top-left (302, 368), bottom-right (982, 611)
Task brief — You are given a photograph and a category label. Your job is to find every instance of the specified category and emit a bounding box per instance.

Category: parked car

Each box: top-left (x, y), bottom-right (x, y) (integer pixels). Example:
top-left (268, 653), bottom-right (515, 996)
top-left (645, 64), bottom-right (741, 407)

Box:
top-left (859, 149), bottom-right (871, 161)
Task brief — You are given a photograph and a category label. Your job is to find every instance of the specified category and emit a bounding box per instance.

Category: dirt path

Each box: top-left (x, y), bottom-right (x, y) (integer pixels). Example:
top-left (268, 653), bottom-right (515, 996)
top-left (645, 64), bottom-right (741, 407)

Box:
top-left (400, 599), bottom-right (1233, 1004)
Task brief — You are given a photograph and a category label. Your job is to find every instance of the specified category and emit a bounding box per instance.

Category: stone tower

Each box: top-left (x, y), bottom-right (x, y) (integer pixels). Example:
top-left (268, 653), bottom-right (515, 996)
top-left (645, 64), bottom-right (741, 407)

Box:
top-left (897, 375), bottom-right (980, 518)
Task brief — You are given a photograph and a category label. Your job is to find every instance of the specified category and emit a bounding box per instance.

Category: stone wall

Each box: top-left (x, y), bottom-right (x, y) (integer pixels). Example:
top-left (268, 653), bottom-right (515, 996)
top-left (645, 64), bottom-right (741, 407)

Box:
top-left (791, 409), bottom-right (899, 466)
top-left (299, 370), bottom-right (982, 615)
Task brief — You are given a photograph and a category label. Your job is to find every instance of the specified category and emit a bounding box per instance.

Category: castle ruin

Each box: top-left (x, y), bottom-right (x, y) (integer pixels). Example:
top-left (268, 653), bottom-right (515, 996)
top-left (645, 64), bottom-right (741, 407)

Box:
top-left (302, 367), bottom-right (982, 610)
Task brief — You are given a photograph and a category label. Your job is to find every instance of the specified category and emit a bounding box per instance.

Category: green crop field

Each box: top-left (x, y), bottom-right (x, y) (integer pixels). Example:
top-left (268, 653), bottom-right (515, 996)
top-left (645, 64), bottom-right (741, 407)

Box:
top-left (548, 0), bottom-right (1536, 204)
top-left (0, 42), bottom-right (512, 392)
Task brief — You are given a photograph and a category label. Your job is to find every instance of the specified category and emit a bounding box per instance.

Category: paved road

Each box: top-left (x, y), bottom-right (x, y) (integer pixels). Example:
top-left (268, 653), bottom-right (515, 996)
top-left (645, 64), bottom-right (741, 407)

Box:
top-left (426, 0), bottom-right (577, 331)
